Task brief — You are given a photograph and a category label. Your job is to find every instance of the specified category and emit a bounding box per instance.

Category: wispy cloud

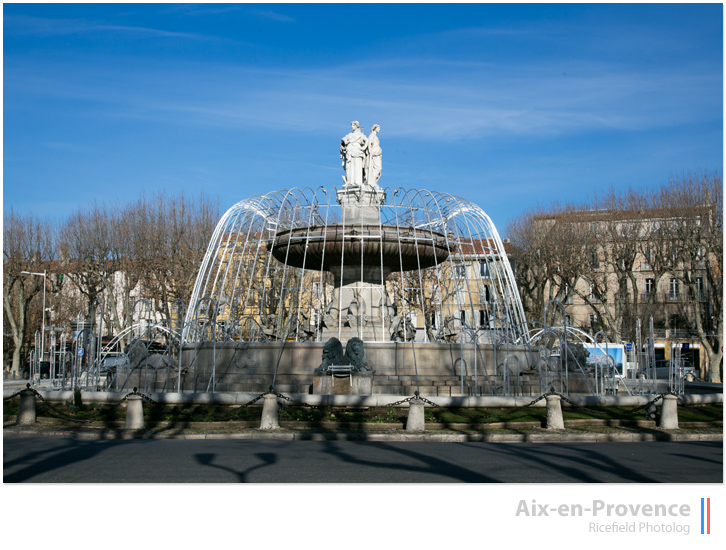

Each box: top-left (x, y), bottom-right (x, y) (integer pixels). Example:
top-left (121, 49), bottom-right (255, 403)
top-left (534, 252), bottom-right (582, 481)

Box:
top-left (247, 8), bottom-right (295, 23)
top-left (3, 14), bottom-right (202, 39)
top-left (94, 24), bottom-right (200, 38)
top-left (165, 4), bottom-right (243, 17)
top-left (7, 53), bottom-right (719, 145)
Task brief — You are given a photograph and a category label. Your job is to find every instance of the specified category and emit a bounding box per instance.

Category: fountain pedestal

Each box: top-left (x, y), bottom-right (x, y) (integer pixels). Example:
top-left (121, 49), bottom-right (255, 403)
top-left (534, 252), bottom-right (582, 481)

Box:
top-left (313, 369), bottom-right (373, 395)
top-left (337, 184), bottom-right (386, 224)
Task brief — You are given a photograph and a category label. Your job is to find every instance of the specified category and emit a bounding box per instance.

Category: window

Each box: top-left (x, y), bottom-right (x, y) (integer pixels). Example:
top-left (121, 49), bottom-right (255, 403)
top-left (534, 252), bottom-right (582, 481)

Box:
top-left (669, 248), bottom-right (678, 265)
top-left (642, 246), bottom-right (653, 269)
top-left (644, 278), bottom-right (655, 300)
top-left (590, 250), bottom-right (600, 269)
top-left (669, 278), bottom-right (680, 300)
top-left (455, 286), bottom-right (466, 305)
top-left (696, 247), bottom-right (706, 267)
top-left (479, 310), bottom-right (489, 327)
top-left (589, 285), bottom-right (599, 302)
top-left (695, 277), bottom-right (705, 300)
top-left (561, 283), bottom-right (572, 304)
top-left (455, 264), bottom-right (466, 278)
top-left (589, 314), bottom-right (598, 326)
top-left (480, 261), bottom-right (490, 278)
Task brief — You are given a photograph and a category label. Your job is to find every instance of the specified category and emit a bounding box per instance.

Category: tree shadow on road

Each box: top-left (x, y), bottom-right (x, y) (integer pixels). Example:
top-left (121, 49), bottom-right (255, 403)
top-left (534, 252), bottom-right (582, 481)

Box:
top-left (194, 452), bottom-right (277, 482)
top-left (4, 438), bottom-right (128, 483)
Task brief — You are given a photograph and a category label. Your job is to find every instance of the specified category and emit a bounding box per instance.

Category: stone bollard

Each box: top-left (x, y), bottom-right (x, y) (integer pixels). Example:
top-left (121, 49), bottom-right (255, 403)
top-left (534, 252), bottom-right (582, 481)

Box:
top-left (17, 386), bottom-right (37, 426)
top-left (406, 398), bottom-right (425, 432)
top-left (125, 395), bottom-right (145, 430)
top-left (658, 394), bottom-right (679, 429)
top-left (545, 394), bottom-right (565, 430)
top-left (260, 394), bottom-right (280, 430)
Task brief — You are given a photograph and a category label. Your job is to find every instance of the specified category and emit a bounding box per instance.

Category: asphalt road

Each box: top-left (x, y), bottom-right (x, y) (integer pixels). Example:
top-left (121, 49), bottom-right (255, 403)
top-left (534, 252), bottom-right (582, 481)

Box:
top-left (4, 438), bottom-right (722, 483)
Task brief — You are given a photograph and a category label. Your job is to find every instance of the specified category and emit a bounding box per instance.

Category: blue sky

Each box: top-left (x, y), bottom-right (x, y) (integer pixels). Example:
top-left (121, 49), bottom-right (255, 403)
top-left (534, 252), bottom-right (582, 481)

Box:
top-left (3, 3), bottom-right (723, 232)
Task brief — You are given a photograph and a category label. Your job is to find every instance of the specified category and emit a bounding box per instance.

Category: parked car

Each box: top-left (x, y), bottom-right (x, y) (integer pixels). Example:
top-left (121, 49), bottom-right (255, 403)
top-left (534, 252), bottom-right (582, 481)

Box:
top-left (22, 361), bottom-right (69, 379)
top-left (637, 360), bottom-right (696, 379)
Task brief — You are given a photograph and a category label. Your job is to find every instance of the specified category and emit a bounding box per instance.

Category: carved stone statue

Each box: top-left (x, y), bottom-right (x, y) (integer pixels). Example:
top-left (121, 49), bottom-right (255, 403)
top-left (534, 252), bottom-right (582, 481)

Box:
top-left (322, 300), bottom-right (340, 331)
top-left (288, 315), bottom-right (316, 342)
top-left (388, 315), bottom-right (402, 341)
top-left (261, 314), bottom-right (278, 340)
top-left (315, 337), bottom-right (345, 374)
top-left (344, 337), bottom-right (368, 372)
top-left (388, 314), bottom-right (416, 342)
top-left (346, 289), bottom-right (367, 330)
top-left (365, 124), bottom-right (382, 186)
top-left (566, 343), bottom-right (590, 369)
top-left (340, 121), bottom-right (367, 187)
top-left (443, 314), bottom-right (461, 343)
top-left (400, 317), bottom-right (416, 342)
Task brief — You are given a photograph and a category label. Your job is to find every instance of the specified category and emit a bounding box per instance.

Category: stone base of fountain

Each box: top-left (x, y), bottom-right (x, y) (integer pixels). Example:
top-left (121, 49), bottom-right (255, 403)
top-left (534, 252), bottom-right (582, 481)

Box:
top-left (177, 341), bottom-right (536, 396)
top-left (313, 370), bottom-right (373, 395)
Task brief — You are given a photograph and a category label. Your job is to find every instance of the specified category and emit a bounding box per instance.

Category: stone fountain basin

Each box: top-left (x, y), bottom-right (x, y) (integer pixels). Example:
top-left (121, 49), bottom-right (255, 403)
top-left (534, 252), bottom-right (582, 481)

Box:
top-left (269, 224), bottom-right (452, 276)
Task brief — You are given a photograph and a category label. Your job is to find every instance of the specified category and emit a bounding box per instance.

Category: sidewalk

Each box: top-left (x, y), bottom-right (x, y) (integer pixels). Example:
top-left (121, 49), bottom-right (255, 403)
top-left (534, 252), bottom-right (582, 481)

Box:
top-left (4, 417), bottom-right (722, 443)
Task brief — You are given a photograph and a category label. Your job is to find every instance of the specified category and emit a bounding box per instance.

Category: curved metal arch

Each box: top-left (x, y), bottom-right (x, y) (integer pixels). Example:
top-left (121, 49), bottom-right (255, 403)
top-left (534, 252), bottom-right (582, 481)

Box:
top-left (184, 186), bottom-right (529, 346)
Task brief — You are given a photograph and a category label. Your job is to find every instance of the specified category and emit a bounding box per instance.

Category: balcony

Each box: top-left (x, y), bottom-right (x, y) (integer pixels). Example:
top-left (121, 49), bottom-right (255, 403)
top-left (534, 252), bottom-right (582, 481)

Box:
top-left (640, 292), bottom-right (657, 303)
top-left (663, 292), bottom-right (682, 303)
top-left (689, 290), bottom-right (709, 302)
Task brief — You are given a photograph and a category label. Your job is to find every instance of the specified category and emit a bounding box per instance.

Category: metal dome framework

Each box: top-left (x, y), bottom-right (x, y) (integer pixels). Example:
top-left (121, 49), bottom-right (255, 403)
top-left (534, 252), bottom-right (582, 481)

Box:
top-left (183, 186), bottom-right (528, 346)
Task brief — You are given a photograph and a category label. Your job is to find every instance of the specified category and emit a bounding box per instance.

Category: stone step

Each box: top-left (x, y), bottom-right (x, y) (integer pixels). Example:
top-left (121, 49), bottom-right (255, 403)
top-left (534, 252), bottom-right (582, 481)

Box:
top-left (372, 374), bottom-right (478, 382)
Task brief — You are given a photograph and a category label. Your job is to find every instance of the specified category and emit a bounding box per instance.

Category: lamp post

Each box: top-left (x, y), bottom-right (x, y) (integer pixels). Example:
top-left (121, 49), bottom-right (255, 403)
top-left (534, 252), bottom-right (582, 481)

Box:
top-left (21, 270), bottom-right (47, 363)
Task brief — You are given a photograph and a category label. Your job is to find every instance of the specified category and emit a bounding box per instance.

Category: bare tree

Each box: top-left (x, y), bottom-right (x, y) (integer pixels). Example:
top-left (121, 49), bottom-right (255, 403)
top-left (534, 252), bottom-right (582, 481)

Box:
top-left (3, 210), bottom-right (55, 373)
top-left (59, 203), bottom-right (126, 334)
top-left (652, 172), bottom-right (723, 382)
top-left (579, 189), bottom-right (648, 341)
top-left (134, 192), bottom-right (219, 321)
top-left (506, 174), bottom-right (722, 382)
top-left (508, 203), bottom-right (592, 327)
top-left (506, 207), bottom-right (551, 323)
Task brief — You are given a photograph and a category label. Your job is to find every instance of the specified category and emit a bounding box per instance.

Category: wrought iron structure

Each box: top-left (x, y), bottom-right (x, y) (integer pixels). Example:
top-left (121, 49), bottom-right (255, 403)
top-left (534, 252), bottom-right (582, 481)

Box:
top-left (183, 186), bottom-right (528, 347)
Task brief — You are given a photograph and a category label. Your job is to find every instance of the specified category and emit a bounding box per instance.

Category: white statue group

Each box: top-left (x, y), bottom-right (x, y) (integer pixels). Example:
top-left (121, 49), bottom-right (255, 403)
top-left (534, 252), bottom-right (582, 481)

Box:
top-left (340, 121), bottom-right (382, 188)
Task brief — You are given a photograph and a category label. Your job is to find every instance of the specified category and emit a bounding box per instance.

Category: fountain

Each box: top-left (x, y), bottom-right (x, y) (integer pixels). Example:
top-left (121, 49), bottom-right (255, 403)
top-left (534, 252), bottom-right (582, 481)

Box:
top-left (180, 122), bottom-right (533, 396)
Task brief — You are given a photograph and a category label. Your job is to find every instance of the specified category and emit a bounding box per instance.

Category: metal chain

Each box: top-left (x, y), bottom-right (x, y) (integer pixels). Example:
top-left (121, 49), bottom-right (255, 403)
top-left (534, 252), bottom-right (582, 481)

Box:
top-left (380, 391), bottom-right (552, 422)
top-left (239, 391), bottom-right (269, 408)
top-left (119, 387), bottom-right (157, 404)
top-left (383, 393), bottom-right (423, 408)
top-left (3, 384), bottom-right (35, 401)
top-left (273, 390), bottom-right (323, 410)
top-left (233, 387), bottom-right (323, 410)
top-left (19, 385), bottom-right (94, 424)
top-left (626, 394), bottom-right (664, 415)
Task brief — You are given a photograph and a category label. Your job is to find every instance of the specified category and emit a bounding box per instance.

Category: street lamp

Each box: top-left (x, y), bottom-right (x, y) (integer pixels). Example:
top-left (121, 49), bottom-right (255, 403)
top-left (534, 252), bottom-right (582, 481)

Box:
top-left (20, 270), bottom-right (47, 363)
